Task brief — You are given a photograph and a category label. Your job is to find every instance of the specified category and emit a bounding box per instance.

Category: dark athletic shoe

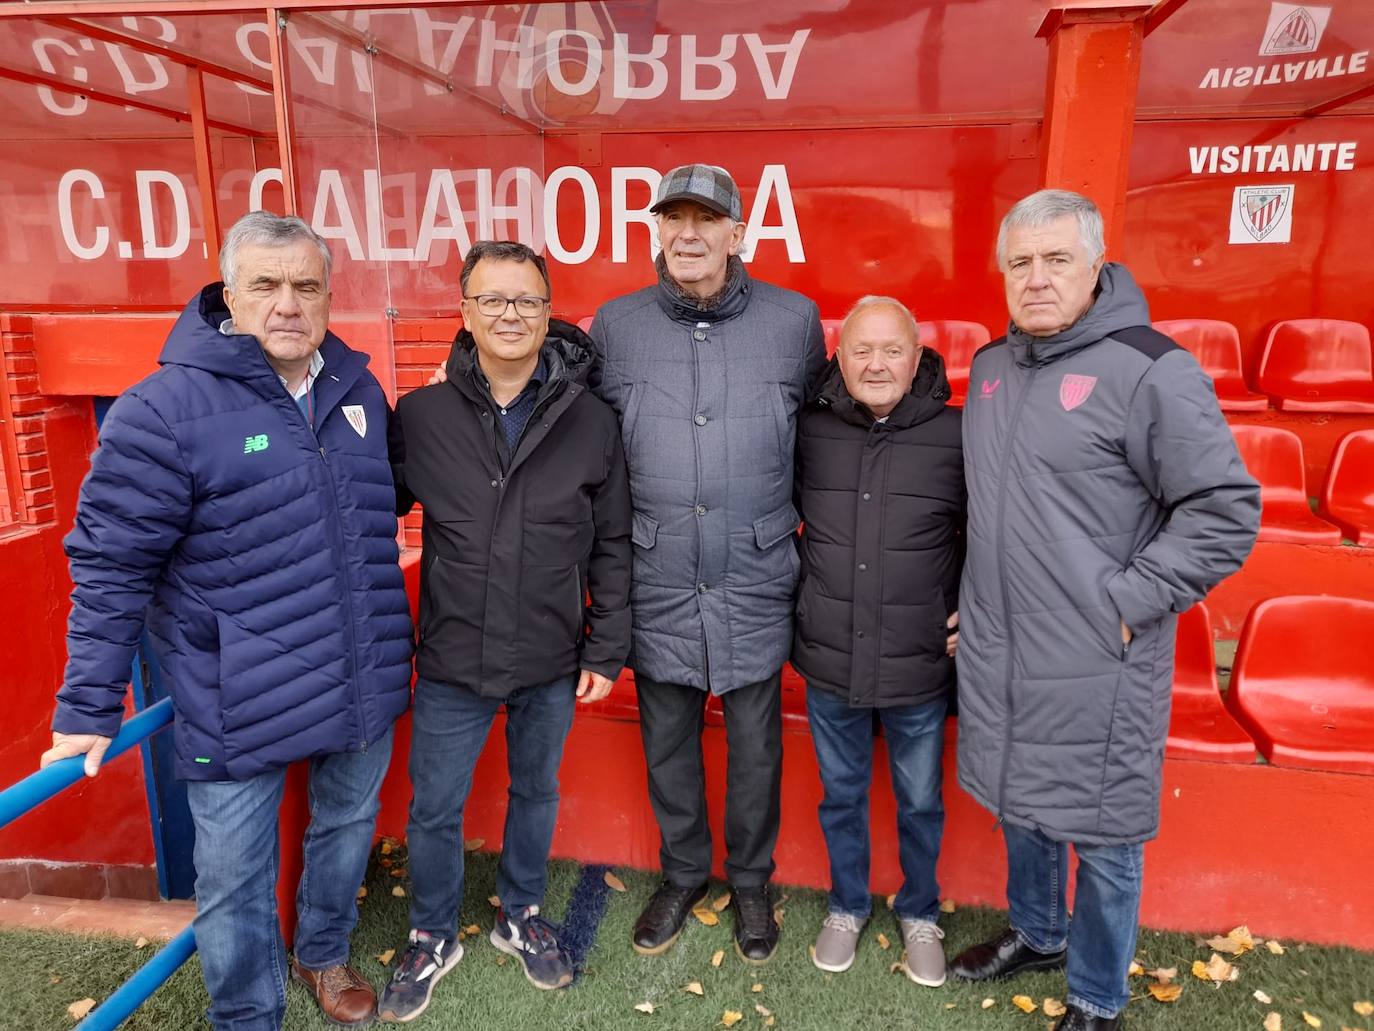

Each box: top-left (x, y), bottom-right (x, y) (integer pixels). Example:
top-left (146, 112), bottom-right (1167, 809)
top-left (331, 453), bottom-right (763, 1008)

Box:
top-left (376, 930), bottom-right (462, 1023)
top-left (490, 905), bottom-right (574, 989)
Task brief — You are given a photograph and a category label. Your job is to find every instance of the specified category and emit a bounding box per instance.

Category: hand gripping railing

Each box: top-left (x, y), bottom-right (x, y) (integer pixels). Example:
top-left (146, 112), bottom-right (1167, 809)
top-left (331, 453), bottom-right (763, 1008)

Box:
top-left (0, 698), bottom-right (198, 1030)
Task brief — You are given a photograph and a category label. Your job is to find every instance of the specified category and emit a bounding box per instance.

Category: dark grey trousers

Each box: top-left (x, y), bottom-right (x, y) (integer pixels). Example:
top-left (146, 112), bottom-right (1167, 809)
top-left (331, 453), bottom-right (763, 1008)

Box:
top-left (634, 670), bottom-right (783, 888)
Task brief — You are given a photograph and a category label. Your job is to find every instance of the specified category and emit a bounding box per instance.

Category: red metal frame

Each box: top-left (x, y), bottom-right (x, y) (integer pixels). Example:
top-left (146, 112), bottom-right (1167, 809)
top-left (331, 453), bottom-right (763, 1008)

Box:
top-left (266, 8), bottom-right (300, 216)
top-left (0, 65), bottom-right (268, 137)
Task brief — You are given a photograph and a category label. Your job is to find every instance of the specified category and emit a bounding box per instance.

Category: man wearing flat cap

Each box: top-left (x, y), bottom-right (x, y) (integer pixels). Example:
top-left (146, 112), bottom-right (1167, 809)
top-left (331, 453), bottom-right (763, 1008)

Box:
top-left (588, 164), bottom-right (826, 964)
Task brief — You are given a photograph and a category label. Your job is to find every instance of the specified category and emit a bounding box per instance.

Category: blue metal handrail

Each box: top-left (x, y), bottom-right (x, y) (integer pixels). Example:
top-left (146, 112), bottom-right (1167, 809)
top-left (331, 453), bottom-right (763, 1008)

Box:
top-left (0, 696), bottom-right (197, 1029)
top-left (0, 697), bottom-right (174, 830)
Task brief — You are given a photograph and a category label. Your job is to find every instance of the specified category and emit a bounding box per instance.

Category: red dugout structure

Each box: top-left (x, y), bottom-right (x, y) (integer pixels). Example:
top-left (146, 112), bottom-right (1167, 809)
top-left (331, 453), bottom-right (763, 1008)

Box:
top-left (0, 0), bottom-right (1371, 950)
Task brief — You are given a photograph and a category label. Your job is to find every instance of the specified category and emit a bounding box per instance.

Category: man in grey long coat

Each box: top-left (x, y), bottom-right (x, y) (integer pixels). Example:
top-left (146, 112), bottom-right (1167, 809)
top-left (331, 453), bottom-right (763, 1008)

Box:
top-left (949, 190), bottom-right (1260, 1031)
top-left (590, 164), bottom-right (826, 964)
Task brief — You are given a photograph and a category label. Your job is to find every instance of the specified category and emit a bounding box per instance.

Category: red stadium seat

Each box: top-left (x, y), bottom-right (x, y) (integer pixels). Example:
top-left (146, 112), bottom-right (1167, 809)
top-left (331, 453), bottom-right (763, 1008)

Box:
top-left (1166, 603), bottom-right (1257, 763)
top-left (1256, 319), bottom-right (1374, 412)
top-left (1318, 429), bottom-right (1374, 546)
top-left (1152, 319), bottom-right (1267, 411)
top-left (1227, 596), bottom-right (1374, 775)
top-left (822, 318), bottom-right (842, 357)
top-left (918, 320), bottom-right (992, 405)
top-left (1230, 425), bottom-right (1342, 544)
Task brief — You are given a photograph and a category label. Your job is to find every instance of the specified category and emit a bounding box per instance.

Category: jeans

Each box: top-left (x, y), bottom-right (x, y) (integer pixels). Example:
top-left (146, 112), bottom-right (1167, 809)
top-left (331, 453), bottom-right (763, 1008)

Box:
top-left (806, 687), bottom-right (946, 921)
top-left (1003, 821), bottom-right (1144, 1019)
top-left (406, 675), bottom-right (577, 940)
top-left (635, 672), bottom-right (783, 887)
top-left (186, 726), bottom-right (394, 1031)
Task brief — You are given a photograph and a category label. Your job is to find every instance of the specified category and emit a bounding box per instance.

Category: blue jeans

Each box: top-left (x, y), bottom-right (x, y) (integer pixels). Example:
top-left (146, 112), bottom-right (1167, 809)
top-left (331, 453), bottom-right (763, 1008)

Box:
top-left (1003, 821), bottom-right (1144, 1019)
top-left (186, 726), bottom-right (394, 1031)
top-left (406, 675), bottom-right (577, 940)
top-left (805, 686), bottom-right (946, 921)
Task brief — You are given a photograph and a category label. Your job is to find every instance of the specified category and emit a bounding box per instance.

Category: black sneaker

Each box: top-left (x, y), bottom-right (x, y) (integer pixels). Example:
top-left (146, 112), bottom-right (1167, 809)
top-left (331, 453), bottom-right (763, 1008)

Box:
top-left (632, 880), bottom-right (709, 956)
top-left (377, 930), bottom-right (462, 1023)
top-left (489, 905), bottom-right (574, 990)
top-left (730, 883), bottom-right (779, 964)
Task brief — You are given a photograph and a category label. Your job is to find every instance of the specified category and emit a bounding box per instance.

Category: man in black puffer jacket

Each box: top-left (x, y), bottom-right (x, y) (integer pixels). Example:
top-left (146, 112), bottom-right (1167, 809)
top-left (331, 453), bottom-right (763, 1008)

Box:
top-left (792, 296), bottom-right (964, 986)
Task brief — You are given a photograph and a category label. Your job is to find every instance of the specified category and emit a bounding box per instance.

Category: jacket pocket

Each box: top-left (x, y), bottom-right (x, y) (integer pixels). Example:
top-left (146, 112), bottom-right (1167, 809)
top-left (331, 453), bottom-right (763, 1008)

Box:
top-left (632, 509), bottom-right (658, 549)
top-left (754, 502), bottom-right (801, 550)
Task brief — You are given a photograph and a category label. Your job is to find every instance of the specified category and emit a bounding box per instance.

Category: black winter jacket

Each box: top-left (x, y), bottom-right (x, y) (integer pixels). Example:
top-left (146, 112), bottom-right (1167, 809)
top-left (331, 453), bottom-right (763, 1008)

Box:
top-left (791, 348), bottom-right (965, 708)
top-left (391, 319), bottom-right (633, 697)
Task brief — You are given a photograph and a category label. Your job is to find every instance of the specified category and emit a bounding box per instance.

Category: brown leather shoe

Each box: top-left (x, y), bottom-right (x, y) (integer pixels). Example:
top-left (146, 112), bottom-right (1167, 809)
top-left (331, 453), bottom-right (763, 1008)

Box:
top-left (291, 960), bottom-right (377, 1027)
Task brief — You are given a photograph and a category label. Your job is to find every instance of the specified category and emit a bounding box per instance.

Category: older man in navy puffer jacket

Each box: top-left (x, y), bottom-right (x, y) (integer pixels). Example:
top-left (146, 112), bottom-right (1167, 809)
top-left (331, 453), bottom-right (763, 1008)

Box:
top-left (42, 213), bottom-right (413, 1031)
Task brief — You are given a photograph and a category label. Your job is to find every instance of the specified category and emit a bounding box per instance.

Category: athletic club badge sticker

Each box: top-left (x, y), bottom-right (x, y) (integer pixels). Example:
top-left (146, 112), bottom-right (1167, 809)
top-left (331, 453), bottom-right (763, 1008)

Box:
top-left (1229, 185), bottom-right (1294, 244)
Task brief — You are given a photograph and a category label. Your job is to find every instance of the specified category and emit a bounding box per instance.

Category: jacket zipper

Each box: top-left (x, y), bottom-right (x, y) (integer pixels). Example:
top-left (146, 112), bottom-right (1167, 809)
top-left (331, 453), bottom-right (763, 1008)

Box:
top-left (992, 365), bottom-right (1037, 819)
top-left (285, 379), bottom-right (369, 752)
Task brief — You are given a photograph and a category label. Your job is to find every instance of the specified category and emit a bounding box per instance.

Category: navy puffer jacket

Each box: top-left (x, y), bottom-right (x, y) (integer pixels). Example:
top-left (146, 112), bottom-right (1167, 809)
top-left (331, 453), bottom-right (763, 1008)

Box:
top-left (53, 285), bottom-right (413, 781)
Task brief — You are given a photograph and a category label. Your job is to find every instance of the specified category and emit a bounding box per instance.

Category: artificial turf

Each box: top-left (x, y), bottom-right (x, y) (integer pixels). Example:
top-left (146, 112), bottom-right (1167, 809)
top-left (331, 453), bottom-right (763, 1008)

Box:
top-left (2, 848), bottom-right (1371, 1031)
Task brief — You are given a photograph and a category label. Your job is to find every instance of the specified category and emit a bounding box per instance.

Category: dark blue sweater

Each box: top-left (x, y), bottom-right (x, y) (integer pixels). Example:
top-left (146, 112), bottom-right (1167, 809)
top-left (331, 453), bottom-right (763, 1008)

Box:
top-left (54, 285), bottom-right (413, 780)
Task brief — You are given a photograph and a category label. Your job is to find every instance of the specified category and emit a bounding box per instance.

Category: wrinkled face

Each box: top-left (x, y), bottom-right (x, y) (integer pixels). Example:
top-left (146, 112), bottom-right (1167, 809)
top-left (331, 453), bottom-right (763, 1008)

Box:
top-left (838, 305), bottom-right (923, 419)
top-left (222, 240), bottom-right (330, 368)
top-left (461, 257), bottom-right (550, 367)
top-left (1001, 215), bottom-right (1104, 337)
top-left (655, 200), bottom-right (746, 298)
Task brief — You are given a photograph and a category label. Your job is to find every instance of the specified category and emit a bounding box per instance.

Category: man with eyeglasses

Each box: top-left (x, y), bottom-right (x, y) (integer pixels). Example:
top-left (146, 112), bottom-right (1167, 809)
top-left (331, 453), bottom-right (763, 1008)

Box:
top-left (379, 240), bottom-right (632, 1021)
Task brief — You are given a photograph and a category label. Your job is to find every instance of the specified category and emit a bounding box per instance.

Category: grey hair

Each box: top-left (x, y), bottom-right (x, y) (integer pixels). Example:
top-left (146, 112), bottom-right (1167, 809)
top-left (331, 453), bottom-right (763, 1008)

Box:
top-left (839, 295), bottom-right (920, 345)
top-left (219, 211), bottom-right (332, 290)
top-left (995, 189), bottom-right (1105, 269)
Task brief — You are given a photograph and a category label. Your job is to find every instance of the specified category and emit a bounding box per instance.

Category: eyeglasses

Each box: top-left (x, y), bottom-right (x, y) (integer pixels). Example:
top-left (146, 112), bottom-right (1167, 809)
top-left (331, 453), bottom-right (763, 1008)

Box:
top-left (467, 294), bottom-right (550, 318)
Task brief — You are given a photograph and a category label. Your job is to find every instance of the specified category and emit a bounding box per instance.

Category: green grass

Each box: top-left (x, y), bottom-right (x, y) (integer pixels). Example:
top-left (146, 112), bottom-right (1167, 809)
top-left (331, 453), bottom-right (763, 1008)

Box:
top-left (3, 850), bottom-right (1371, 1031)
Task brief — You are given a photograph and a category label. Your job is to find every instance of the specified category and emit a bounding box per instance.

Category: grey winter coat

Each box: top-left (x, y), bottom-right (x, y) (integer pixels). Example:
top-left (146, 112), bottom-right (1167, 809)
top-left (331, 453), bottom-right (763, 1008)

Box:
top-left (591, 264), bottom-right (826, 693)
top-left (956, 263), bottom-right (1260, 845)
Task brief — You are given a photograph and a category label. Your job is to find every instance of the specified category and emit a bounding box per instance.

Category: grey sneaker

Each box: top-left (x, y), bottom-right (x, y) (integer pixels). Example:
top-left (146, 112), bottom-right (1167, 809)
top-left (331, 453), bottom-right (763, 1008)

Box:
top-left (812, 912), bottom-right (866, 973)
top-left (899, 918), bottom-right (947, 987)
top-left (377, 930), bottom-right (463, 1023)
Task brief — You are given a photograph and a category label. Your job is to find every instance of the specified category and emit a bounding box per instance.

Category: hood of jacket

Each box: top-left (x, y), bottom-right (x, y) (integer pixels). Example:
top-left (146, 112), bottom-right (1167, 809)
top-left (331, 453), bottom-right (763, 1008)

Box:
top-left (160, 283), bottom-right (367, 387)
top-left (1007, 262), bottom-right (1152, 367)
top-left (445, 316), bottom-right (596, 390)
top-left (812, 345), bottom-right (952, 430)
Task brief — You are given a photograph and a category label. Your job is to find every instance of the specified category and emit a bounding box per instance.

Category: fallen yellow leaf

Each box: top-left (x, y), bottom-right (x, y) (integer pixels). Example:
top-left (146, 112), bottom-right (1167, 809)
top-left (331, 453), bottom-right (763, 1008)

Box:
top-left (380, 840), bottom-right (394, 855)
top-left (764, 1018), bottom-right (775, 1028)
top-left (1267, 940), bottom-right (1286, 955)
top-left (377, 948), bottom-right (395, 965)
top-left (1303, 1013), bottom-right (1322, 1028)
top-left (391, 886), bottom-right (406, 898)
top-left (755, 1005), bottom-right (772, 1017)
top-left (711, 950), bottom-right (724, 968)
top-left (752, 983), bottom-right (764, 993)
top-left (940, 898), bottom-right (957, 914)
top-left (945, 1003), bottom-right (957, 1010)
top-left (488, 895), bottom-right (500, 907)
top-left (464, 838), bottom-right (484, 851)
top-left (711, 892), bottom-right (732, 912)
top-left (1255, 990), bottom-right (1274, 1004)
top-left (390, 867), bottom-right (407, 878)
top-left (463, 924), bottom-right (480, 936)
top-left (982, 998), bottom-right (996, 1009)
top-left (885, 894), bottom-right (896, 910)
top-left (356, 886), bottom-right (368, 900)
top-left (1044, 998), bottom-right (1067, 1017)
top-left (604, 871), bottom-right (627, 893)
top-left (634, 1002), bottom-right (655, 1014)
top-left (693, 906), bottom-right (720, 926)
top-left (1208, 935), bottom-right (1248, 955)
top-left (1148, 983), bottom-right (1184, 1003)
top-left (1012, 995), bottom-right (1037, 1013)
top-left (722, 1011), bottom-right (744, 1028)
top-left (1149, 966), bottom-right (1178, 984)
top-left (683, 982), bottom-right (704, 996)
top-left (773, 907), bottom-right (785, 926)
top-left (877, 932), bottom-right (891, 950)
top-left (1192, 959), bottom-right (1209, 980)
top-left (133, 937), bottom-right (149, 949)
top-left (889, 961), bottom-right (904, 975)
top-left (1129, 960), bottom-right (1145, 976)
top-left (1355, 1002), bottom-right (1374, 1018)
top-left (1195, 953), bottom-right (1238, 982)
top-left (1265, 1013), bottom-right (1282, 1031)
top-left (1228, 925), bottom-right (1256, 952)
top-left (67, 999), bottom-right (97, 1020)
top-left (495, 956), bottom-right (506, 966)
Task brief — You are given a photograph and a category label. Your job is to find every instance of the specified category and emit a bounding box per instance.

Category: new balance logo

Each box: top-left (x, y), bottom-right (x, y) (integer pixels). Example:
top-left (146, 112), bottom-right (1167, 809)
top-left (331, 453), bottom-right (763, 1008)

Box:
top-left (243, 434), bottom-right (270, 454)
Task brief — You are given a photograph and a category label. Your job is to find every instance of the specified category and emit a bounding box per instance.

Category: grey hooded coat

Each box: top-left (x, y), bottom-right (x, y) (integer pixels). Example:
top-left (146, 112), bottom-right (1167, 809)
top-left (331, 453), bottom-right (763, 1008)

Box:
top-left (590, 264), bottom-right (826, 693)
top-left (956, 263), bottom-right (1260, 845)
